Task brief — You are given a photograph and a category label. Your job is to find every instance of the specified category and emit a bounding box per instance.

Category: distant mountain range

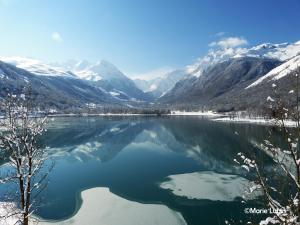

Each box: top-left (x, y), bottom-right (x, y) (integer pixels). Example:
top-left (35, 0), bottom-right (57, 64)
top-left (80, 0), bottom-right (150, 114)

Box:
top-left (0, 57), bottom-right (151, 103)
top-left (134, 69), bottom-right (189, 98)
top-left (158, 40), bottom-right (300, 111)
top-left (0, 40), bottom-right (299, 113)
top-left (0, 60), bottom-right (117, 110)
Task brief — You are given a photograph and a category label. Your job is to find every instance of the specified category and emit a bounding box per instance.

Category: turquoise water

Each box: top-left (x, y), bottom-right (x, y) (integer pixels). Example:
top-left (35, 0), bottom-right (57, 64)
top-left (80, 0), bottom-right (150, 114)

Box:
top-left (0, 116), bottom-right (273, 224)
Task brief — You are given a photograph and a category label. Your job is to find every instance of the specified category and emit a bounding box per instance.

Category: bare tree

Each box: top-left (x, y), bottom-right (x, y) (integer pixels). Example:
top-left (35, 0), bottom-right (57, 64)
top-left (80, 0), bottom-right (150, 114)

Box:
top-left (0, 91), bottom-right (50, 225)
top-left (236, 68), bottom-right (300, 224)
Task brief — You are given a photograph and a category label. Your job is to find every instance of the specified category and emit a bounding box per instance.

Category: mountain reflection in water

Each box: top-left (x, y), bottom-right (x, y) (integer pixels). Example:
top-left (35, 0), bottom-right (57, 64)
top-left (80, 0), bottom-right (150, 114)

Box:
top-left (0, 116), bottom-right (273, 225)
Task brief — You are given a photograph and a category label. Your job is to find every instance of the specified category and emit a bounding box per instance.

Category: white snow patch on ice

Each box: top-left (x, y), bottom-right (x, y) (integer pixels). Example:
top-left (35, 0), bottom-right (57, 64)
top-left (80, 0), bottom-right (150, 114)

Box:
top-left (37, 187), bottom-right (187, 225)
top-left (160, 171), bottom-right (259, 201)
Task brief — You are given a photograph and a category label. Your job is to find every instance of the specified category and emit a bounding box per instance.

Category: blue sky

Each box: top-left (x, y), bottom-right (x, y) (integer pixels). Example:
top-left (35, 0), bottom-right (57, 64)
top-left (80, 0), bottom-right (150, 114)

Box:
top-left (0, 0), bottom-right (299, 78)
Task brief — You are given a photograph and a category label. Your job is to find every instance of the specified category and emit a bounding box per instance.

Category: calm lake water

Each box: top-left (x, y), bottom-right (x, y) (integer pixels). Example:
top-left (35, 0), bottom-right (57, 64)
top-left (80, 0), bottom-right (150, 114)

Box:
top-left (0, 116), bottom-right (275, 225)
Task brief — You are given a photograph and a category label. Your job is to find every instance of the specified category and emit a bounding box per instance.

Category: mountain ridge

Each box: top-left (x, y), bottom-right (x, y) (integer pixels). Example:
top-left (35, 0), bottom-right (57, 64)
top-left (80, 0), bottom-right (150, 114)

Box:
top-left (1, 40), bottom-right (300, 113)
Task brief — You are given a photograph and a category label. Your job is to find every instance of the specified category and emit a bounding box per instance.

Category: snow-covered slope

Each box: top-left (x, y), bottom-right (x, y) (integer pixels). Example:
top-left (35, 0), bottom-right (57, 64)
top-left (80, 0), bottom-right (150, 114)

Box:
top-left (187, 40), bottom-right (300, 77)
top-left (246, 55), bottom-right (300, 89)
top-left (0, 56), bottom-right (76, 77)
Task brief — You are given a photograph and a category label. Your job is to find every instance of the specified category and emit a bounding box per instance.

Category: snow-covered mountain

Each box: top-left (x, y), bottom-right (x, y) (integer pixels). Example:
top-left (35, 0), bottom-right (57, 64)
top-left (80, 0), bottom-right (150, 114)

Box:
top-left (159, 57), bottom-right (281, 108)
top-left (187, 40), bottom-right (300, 78)
top-left (240, 41), bottom-right (300, 61)
top-left (0, 60), bottom-right (120, 109)
top-left (0, 57), bottom-right (151, 102)
top-left (128, 40), bottom-right (300, 103)
top-left (0, 56), bottom-right (77, 78)
top-left (74, 60), bottom-right (129, 81)
top-left (0, 56), bottom-right (154, 108)
top-left (57, 59), bottom-right (151, 101)
top-left (1, 39), bottom-right (299, 112)
top-left (159, 40), bottom-right (300, 110)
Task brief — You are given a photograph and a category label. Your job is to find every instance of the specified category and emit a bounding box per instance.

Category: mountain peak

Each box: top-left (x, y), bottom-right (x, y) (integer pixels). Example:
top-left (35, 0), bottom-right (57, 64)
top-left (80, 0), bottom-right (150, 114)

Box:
top-left (98, 59), bottom-right (115, 66)
top-left (88, 60), bottom-right (126, 80)
top-left (94, 60), bottom-right (121, 72)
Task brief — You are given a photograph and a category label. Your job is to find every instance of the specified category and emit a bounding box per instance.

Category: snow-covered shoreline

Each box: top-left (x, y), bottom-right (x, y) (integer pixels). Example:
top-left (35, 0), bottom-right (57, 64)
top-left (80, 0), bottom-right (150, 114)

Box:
top-left (170, 111), bottom-right (298, 127)
top-left (213, 116), bottom-right (297, 127)
top-left (3, 110), bottom-right (297, 127)
top-left (46, 110), bottom-right (222, 117)
top-left (48, 113), bottom-right (159, 117)
top-left (1, 188), bottom-right (187, 225)
top-left (170, 110), bottom-right (221, 116)
top-left (169, 110), bottom-right (298, 127)
top-left (0, 202), bottom-right (20, 225)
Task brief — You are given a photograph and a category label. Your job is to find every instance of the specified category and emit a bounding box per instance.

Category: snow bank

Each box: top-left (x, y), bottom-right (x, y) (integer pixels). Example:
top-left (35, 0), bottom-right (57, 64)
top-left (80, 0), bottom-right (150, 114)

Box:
top-left (37, 187), bottom-right (187, 225)
top-left (0, 202), bottom-right (21, 225)
top-left (160, 171), bottom-right (259, 201)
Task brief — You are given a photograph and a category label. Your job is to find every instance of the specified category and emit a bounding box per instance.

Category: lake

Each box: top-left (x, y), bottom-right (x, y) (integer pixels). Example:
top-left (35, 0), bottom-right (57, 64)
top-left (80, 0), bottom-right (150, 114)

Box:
top-left (0, 116), bottom-right (274, 225)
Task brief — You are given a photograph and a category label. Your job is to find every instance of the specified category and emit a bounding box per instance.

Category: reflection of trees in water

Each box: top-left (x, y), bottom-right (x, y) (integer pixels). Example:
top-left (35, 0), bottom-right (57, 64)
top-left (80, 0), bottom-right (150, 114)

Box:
top-left (157, 117), bottom-right (277, 173)
top-left (29, 117), bottom-right (281, 170)
top-left (1, 117), bottom-right (282, 170)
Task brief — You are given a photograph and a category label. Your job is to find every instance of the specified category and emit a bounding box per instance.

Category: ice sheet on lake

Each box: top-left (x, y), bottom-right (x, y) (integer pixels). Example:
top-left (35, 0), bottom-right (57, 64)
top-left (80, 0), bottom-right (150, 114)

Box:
top-left (160, 171), bottom-right (258, 201)
top-left (37, 187), bottom-right (187, 225)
